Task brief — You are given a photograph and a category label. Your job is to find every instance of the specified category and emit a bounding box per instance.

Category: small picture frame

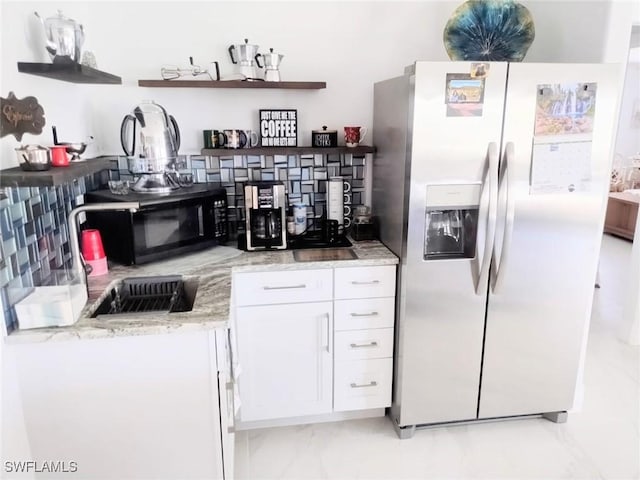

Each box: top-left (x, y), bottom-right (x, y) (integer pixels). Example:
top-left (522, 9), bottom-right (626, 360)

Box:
top-left (259, 109), bottom-right (297, 147)
top-left (445, 73), bottom-right (485, 117)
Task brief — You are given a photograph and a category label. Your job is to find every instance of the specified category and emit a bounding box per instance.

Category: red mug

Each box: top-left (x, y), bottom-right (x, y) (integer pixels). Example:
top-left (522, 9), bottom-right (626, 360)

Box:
top-left (50, 146), bottom-right (69, 167)
top-left (344, 126), bottom-right (367, 147)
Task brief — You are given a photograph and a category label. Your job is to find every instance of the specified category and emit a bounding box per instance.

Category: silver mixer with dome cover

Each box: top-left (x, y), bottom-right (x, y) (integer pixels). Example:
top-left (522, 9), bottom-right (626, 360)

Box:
top-left (120, 101), bottom-right (181, 193)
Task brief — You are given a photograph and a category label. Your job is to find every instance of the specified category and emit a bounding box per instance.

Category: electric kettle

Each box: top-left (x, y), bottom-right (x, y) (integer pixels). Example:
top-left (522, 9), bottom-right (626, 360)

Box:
top-left (120, 101), bottom-right (181, 172)
top-left (34, 10), bottom-right (84, 63)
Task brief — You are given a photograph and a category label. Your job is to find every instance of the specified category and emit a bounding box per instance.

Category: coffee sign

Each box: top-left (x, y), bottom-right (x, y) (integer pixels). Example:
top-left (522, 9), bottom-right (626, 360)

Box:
top-left (259, 109), bottom-right (297, 147)
top-left (0, 91), bottom-right (46, 141)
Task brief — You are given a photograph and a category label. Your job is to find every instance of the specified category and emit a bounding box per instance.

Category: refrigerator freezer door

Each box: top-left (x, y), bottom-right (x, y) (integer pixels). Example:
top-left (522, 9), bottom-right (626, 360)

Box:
top-left (479, 63), bottom-right (623, 418)
top-left (385, 62), bottom-right (508, 427)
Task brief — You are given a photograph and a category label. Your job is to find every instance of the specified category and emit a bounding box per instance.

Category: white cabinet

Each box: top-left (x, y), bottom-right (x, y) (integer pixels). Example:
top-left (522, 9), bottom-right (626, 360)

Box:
top-left (233, 263), bottom-right (396, 424)
top-left (235, 302), bottom-right (333, 421)
top-left (333, 266), bottom-right (396, 413)
top-left (334, 297), bottom-right (395, 331)
top-left (10, 330), bottom-right (231, 480)
top-left (233, 269), bottom-right (332, 306)
top-left (334, 265), bottom-right (396, 299)
top-left (334, 328), bottom-right (394, 361)
top-left (334, 358), bottom-right (393, 411)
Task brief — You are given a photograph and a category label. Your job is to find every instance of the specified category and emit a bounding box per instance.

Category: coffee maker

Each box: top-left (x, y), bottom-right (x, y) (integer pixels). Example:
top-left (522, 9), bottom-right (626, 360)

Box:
top-left (244, 181), bottom-right (287, 251)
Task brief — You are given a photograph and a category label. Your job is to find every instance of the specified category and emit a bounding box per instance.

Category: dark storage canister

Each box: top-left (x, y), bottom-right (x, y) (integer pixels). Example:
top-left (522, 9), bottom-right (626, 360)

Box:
top-left (311, 126), bottom-right (337, 148)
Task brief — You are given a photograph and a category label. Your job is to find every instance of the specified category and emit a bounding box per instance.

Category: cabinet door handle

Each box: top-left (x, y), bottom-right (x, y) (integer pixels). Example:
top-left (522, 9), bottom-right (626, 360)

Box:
top-left (350, 280), bottom-right (380, 285)
top-left (321, 313), bottom-right (331, 353)
top-left (350, 311), bottom-right (379, 317)
top-left (263, 284), bottom-right (306, 290)
top-left (350, 341), bottom-right (378, 348)
top-left (350, 381), bottom-right (378, 388)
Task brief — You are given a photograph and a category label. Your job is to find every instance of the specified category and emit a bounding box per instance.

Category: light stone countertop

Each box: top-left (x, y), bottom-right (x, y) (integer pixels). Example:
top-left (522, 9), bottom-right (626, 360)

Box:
top-left (6, 240), bottom-right (398, 344)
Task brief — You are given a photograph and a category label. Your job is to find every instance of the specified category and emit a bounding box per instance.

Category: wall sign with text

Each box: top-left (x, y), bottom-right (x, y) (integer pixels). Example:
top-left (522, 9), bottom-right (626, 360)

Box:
top-left (0, 91), bottom-right (46, 141)
top-left (259, 109), bottom-right (297, 147)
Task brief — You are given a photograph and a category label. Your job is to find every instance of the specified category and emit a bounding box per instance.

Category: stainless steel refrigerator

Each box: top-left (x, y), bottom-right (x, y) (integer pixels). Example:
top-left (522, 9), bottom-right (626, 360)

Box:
top-left (372, 61), bottom-right (622, 438)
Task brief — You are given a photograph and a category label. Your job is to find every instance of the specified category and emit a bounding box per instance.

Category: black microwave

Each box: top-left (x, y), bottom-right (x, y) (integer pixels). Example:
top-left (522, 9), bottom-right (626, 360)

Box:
top-left (84, 185), bottom-right (228, 265)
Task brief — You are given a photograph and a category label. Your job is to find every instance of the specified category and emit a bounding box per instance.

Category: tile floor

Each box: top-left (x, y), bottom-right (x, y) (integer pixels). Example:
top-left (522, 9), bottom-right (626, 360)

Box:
top-left (235, 234), bottom-right (640, 480)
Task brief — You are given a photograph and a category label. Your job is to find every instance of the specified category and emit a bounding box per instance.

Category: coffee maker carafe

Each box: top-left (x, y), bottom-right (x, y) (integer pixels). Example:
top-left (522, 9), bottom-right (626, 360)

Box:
top-left (245, 181), bottom-right (287, 250)
top-left (120, 101), bottom-right (181, 194)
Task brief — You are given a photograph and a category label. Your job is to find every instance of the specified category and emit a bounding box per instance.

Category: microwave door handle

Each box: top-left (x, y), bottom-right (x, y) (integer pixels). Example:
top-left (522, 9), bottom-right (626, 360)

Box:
top-left (475, 142), bottom-right (498, 294)
top-left (198, 205), bottom-right (205, 236)
top-left (492, 142), bottom-right (515, 294)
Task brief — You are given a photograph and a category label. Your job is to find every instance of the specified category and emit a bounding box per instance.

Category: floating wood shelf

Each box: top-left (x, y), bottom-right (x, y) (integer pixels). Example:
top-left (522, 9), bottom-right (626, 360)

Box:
top-left (138, 79), bottom-right (326, 89)
top-left (17, 62), bottom-right (122, 84)
top-left (0, 157), bottom-right (113, 188)
top-left (201, 146), bottom-right (375, 156)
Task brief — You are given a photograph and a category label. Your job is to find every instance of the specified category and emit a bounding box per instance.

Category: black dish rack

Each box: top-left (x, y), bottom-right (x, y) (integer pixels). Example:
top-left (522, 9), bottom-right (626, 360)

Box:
top-left (92, 276), bottom-right (190, 316)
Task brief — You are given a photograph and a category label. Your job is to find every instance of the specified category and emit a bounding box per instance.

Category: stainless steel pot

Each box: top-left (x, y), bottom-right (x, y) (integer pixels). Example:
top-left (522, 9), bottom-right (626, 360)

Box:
top-left (34, 10), bottom-right (84, 64)
top-left (120, 101), bottom-right (181, 172)
top-left (228, 38), bottom-right (259, 66)
top-left (256, 48), bottom-right (284, 69)
top-left (15, 145), bottom-right (51, 171)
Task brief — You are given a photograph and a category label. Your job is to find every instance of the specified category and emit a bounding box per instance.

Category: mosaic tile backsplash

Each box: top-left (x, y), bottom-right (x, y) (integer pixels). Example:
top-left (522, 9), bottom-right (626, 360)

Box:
top-left (0, 151), bottom-right (370, 333)
top-left (112, 152), bottom-right (369, 237)
top-left (0, 171), bottom-right (110, 333)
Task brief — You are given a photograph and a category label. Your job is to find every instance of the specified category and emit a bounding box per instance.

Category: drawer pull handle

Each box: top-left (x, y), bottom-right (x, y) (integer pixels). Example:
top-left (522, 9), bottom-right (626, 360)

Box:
top-left (350, 341), bottom-right (378, 348)
top-left (350, 381), bottom-right (378, 389)
top-left (350, 311), bottom-right (379, 317)
top-left (351, 280), bottom-right (380, 285)
top-left (263, 284), bottom-right (306, 290)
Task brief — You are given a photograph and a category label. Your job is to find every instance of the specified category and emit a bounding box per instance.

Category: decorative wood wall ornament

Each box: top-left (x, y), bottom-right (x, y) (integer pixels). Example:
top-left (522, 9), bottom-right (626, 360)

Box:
top-left (0, 92), bottom-right (46, 141)
top-left (443, 0), bottom-right (535, 62)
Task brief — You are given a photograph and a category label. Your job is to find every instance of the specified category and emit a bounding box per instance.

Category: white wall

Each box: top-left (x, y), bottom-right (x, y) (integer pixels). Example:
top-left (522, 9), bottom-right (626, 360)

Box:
top-left (615, 57), bottom-right (640, 160)
top-left (0, 0), bottom-right (636, 169)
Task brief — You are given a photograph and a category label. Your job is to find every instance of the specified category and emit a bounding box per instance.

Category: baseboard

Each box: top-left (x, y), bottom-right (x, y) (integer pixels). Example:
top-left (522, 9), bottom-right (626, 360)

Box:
top-left (235, 408), bottom-right (385, 431)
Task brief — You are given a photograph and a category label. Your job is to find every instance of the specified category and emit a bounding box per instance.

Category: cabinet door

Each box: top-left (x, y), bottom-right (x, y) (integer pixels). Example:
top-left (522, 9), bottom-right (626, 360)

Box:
top-left (12, 331), bottom-right (224, 480)
top-left (236, 302), bottom-right (333, 422)
top-left (334, 328), bottom-right (394, 361)
top-left (334, 298), bottom-right (396, 331)
top-left (234, 268), bottom-right (333, 306)
top-left (334, 265), bottom-right (396, 299)
top-left (334, 358), bottom-right (393, 412)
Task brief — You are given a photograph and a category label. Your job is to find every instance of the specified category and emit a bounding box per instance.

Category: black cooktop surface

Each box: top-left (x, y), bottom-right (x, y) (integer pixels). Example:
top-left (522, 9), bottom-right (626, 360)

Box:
top-left (287, 233), bottom-right (352, 250)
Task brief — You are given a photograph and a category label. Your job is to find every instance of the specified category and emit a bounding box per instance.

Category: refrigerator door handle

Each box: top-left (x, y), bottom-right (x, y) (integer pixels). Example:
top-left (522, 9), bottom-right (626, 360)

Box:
top-left (475, 142), bottom-right (499, 294)
top-left (492, 142), bottom-right (515, 294)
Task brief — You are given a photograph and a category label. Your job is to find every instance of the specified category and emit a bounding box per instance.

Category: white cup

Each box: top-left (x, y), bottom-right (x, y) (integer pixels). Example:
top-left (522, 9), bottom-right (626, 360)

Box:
top-left (242, 130), bottom-right (259, 148)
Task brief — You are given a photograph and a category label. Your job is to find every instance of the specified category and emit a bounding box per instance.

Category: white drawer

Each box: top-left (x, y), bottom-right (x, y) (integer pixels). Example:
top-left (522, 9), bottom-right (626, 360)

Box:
top-left (334, 328), bottom-right (394, 361)
top-left (334, 298), bottom-right (395, 331)
top-left (234, 269), bottom-right (333, 306)
top-left (334, 265), bottom-right (396, 300)
top-left (334, 358), bottom-right (393, 412)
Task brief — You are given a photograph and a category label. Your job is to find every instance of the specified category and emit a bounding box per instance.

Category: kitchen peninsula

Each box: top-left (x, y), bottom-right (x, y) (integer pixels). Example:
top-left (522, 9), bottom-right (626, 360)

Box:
top-left (5, 240), bottom-right (397, 479)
